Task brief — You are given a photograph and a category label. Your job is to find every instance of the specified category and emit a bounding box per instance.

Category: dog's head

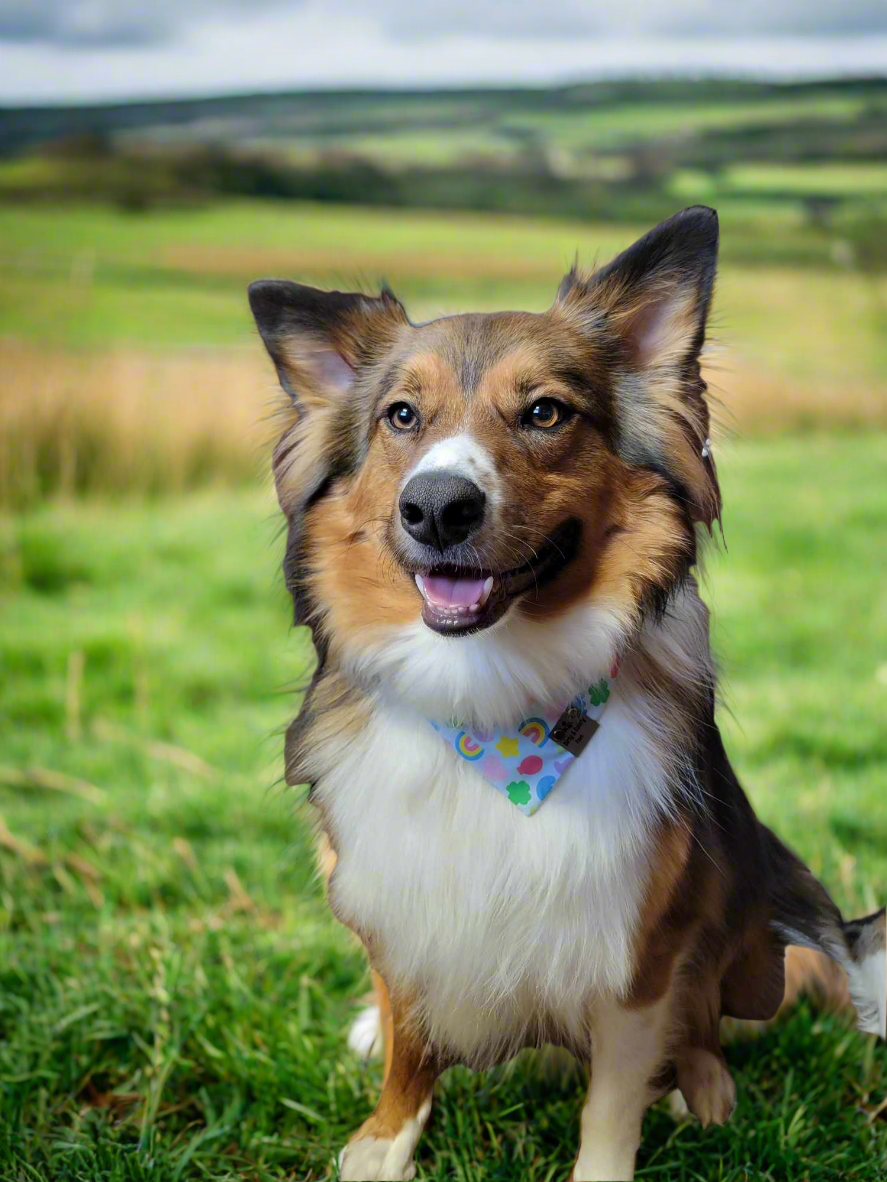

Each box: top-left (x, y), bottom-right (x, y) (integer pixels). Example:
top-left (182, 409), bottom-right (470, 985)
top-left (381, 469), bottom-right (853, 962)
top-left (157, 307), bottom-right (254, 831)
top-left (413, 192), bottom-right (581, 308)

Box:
top-left (250, 207), bottom-right (720, 725)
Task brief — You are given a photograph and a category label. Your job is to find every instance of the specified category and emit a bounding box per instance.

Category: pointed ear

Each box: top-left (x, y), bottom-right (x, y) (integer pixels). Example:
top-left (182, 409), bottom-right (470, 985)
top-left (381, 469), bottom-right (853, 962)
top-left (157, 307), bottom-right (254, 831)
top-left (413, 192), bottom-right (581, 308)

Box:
top-left (558, 205), bottom-right (717, 371)
top-left (247, 280), bottom-right (408, 409)
top-left (557, 207), bottom-right (721, 527)
top-left (248, 281), bottom-right (408, 629)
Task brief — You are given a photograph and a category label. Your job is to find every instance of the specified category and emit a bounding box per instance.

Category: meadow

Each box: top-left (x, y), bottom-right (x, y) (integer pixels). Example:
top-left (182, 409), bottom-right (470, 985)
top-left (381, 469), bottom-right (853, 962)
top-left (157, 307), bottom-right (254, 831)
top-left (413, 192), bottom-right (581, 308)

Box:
top-left (1, 194), bottom-right (887, 1180)
top-left (2, 201), bottom-right (887, 508)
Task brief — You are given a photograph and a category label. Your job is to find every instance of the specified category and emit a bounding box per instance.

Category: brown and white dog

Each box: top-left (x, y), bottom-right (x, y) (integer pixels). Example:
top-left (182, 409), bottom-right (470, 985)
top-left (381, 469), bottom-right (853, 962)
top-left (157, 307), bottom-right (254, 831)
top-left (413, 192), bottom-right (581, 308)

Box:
top-left (248, 206), bottom-right (886, 1182)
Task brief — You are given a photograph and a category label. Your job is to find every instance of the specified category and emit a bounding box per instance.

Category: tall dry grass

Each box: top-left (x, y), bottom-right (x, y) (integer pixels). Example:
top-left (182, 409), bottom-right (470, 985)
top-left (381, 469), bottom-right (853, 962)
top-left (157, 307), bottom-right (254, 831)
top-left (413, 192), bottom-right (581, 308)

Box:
top-left (707, 364), bottom-right (887, 438)
top-left (1, 337), bottom-right (885, 509)
top-left (0, 340), bottom-right (278, 507)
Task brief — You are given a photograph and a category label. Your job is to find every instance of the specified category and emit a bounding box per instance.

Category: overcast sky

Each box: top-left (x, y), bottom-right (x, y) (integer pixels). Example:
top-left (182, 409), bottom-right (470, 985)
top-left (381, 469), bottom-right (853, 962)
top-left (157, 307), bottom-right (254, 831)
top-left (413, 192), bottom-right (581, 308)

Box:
top-left (1, 0), bottom-right (886, 105)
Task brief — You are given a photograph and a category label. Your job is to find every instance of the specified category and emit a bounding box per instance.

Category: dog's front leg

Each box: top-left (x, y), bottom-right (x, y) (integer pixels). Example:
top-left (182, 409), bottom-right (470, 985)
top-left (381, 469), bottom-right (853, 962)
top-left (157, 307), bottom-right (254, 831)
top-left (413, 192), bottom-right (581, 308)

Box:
top-left (339, 992), bottom-right (440, 1182)
top-left (572, 994), bottom-right (672, 1182)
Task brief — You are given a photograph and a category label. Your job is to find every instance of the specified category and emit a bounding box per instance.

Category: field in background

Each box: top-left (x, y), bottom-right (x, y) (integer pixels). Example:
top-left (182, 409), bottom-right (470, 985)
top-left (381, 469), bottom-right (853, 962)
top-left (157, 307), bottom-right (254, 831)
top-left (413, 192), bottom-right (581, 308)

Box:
top-left (4, 78), bottom-right (887, 232)
top-left (2, 201), bottom-right (887, 505)
top-left (1, 439), bottom-right (886, 1180)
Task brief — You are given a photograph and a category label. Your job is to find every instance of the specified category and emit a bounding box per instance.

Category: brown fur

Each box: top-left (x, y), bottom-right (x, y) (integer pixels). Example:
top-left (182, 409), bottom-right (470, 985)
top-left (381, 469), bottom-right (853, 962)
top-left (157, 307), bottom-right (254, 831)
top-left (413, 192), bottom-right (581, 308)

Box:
top-left (342, 988), bottom-right (441, 1165)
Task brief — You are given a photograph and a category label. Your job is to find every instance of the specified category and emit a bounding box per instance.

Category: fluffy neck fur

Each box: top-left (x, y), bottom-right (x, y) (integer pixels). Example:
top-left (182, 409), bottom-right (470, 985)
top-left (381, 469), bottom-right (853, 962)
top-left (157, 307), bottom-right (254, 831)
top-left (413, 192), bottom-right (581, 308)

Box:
top-left (302, 582), bottom-right (714, 1065)
top-left (327, 575), bottom-right (712, 737)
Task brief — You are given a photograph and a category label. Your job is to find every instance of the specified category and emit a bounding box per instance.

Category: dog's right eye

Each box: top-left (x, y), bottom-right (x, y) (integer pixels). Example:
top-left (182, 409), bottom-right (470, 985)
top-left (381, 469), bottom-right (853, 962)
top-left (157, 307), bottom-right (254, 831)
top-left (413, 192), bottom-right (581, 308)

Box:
top-left (387, 402), bottom-right (419, 430)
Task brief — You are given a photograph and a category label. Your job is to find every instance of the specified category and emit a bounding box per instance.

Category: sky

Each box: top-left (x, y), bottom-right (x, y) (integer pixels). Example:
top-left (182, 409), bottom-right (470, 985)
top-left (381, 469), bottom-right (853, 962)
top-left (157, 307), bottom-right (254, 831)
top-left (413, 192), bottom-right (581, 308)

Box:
top-left (1, 0), bottom-right (886, 105)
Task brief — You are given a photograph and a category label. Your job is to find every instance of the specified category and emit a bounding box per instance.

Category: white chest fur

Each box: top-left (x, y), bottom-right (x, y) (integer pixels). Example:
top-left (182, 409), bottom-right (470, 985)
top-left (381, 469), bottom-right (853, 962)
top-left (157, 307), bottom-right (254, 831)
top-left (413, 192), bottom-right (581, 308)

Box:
top-left (318, 685), bottom-right (671, 1064)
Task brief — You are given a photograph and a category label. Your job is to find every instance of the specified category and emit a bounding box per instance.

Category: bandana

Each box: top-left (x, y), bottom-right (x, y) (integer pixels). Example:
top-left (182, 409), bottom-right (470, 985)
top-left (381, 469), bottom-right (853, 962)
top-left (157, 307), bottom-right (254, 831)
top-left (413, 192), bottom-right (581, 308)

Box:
top-left (429, 660), bottom-right (619, 816)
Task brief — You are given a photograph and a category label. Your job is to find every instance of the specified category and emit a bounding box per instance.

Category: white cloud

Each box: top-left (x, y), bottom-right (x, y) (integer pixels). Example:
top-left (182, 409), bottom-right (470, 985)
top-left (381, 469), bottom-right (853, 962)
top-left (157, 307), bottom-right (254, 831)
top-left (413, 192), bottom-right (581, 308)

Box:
top-left (364, 0), bottom-right (887, 39)
top-left (0, 2), bottom-right (885, 104)
top-left (2, 0), bottom-right (886, 48)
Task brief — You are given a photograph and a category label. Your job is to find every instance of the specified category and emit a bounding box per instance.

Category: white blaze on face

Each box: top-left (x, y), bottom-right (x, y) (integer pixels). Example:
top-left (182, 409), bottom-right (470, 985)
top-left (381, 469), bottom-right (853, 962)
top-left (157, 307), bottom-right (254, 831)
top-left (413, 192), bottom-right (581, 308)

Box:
top-left (402, 432), bottom-right (504, 620)
top-left (404, 433), bottom-right (502, 508)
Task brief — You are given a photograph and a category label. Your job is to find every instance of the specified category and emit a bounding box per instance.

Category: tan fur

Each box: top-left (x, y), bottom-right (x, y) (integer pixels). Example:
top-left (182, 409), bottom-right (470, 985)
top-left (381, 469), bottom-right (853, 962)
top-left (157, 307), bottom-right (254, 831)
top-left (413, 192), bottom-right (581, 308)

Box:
top-left (339, 988), bottom-right (441, 1182)
top-left (780, 945), bottom-right (851, 1013)
top-left (317, 838), bottom-right (397, 1086)
top-left (626, 820), bottom-right (697, 1008)
top-left (573, 990), bottom-right (677, 1181)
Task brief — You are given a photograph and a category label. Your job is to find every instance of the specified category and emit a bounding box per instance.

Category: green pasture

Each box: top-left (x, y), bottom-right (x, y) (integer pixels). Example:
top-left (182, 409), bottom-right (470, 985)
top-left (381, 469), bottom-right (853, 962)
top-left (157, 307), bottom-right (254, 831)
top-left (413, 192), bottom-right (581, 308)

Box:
top-left (277, 91), bottom-right (879, 167)
top-left (2, 202), bottom-right (887, 396)
top-left (1, 435), bottom-right (886, 1180)
top-left (494, 93), bottom-right (875, 150)
top-left (3, 78), bottom-right (885, 252)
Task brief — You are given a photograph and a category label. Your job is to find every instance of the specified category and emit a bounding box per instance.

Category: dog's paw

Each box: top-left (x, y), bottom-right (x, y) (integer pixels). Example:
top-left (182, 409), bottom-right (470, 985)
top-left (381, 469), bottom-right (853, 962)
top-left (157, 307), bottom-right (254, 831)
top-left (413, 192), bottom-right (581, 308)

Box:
top-left (676, 1047), bottom-right (736, 1128)
top-left (338, 1099), bottom-right (431, 1181)
top-left (664, 1088), bottom-right (691, 1122)
top-left (338, 1135), bottom-right (416, 1181)
top-left (347, 1003), bottom-right (383, 1060)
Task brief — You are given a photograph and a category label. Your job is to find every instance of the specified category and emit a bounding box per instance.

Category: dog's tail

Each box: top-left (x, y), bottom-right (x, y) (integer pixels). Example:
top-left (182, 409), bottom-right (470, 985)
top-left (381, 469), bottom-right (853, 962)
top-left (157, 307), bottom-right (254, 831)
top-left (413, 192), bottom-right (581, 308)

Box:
top-left (766, 829), bottom-right (886, 1038)
top-left (779, 945), bottom-right (850, 1014)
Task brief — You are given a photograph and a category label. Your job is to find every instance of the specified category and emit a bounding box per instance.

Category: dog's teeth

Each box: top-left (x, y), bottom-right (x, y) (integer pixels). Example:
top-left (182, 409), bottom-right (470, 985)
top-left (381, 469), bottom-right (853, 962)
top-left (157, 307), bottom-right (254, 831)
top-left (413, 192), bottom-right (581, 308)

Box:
top-left (469, 602), bottom-right (479, 612)
top-left (479, 576), bottom-right (494, 606)
top-left (415, 574), bottom-right (426, 598)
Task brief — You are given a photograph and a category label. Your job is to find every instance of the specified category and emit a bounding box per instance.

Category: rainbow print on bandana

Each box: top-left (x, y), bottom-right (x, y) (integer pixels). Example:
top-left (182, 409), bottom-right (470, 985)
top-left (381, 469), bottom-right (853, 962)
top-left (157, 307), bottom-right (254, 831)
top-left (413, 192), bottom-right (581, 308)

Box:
top-left (456, 732), bottom-right (485, 761)
top-left (430, 667), bottom-right (618, 816)
top-left (519, 717), bottom-right (550, 747)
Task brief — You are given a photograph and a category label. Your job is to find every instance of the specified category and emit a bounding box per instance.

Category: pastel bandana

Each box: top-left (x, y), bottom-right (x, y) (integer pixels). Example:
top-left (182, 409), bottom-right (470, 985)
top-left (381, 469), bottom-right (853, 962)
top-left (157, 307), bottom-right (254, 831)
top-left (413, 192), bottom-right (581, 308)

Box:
top-left (429, 662), bottom-right (619, 816)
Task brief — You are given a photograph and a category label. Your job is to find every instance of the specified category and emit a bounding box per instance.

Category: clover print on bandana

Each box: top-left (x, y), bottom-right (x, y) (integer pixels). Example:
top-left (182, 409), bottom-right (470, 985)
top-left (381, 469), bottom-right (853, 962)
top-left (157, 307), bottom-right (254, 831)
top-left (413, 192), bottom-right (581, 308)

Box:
top-left (506, 780), bottom-right (532, 806)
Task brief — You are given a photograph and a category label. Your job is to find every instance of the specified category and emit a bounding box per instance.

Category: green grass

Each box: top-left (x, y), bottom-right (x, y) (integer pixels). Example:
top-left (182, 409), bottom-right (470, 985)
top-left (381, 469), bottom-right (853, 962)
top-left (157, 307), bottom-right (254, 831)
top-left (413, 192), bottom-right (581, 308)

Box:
top-left (1, 435), bottom-right (886, 1179)
top-left (0, 202), bottom-right (634, 347)
top-left (723, 163), bottom-right (887, 196)
top-left (3, 202), bottom-right (887, 396)
top-left (266, 93), bottom-right (878, 167)
top-left (496, 94), bottom-right (874, 150)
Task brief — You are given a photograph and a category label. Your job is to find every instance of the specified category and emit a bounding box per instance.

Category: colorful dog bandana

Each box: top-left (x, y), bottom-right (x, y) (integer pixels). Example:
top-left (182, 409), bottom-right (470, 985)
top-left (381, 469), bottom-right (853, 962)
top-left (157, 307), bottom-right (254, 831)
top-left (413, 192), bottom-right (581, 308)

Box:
top-left (429, 661), bottom-right (619, 816)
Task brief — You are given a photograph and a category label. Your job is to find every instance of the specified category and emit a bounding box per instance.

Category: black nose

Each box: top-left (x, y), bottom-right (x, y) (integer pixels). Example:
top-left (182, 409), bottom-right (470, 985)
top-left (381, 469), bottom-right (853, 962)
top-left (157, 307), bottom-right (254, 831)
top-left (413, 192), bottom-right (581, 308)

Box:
top-left (399, 471), bottom-right (486, 552)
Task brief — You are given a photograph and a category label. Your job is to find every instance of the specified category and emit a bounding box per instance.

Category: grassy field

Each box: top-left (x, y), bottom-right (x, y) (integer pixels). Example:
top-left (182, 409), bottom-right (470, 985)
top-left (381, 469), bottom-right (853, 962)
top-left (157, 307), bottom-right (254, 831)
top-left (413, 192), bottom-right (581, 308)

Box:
top-left (1, 187), bottom-right (887, 1178)
top-left (1, 436), bottom-right (886, 1180)
top-left (4, 78), bottom-right (887, 231)
top-left (4, 202), bottom-right (887, 355)
top-left (2, 201), bottom-right (887, 507)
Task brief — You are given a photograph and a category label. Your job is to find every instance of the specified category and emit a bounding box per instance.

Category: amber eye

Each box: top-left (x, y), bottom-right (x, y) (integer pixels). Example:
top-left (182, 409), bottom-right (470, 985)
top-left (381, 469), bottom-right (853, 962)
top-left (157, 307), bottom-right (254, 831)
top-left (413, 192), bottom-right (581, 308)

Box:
top-left (525, 398), bottom-right (566, 430)
top-left (388, 402), bottom-right (418, 430)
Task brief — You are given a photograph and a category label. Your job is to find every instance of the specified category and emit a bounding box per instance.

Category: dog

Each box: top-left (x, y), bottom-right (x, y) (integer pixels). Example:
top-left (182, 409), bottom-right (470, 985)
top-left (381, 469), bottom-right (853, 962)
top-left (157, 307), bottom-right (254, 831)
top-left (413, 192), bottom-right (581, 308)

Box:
top-left (248, 206), bottom-right (886, 1181)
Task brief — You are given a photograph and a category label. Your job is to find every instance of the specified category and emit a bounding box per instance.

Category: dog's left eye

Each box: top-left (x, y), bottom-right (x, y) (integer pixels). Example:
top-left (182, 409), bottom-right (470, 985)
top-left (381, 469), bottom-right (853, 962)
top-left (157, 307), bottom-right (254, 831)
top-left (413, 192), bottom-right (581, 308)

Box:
top-left (523, 398), bottom-right (569, 430)
top-left (387, 402), bottom-right (419, 430)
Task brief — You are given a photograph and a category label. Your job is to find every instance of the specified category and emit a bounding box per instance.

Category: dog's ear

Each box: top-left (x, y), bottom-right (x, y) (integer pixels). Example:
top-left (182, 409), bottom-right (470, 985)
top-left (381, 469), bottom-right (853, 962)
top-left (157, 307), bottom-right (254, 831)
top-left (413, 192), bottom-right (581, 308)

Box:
top-left (248, 281), bottom-right (408, 629)
top-left (556, 207), bottom-right (721, 528)
top-left (248, 280), bottom-right (408, 410)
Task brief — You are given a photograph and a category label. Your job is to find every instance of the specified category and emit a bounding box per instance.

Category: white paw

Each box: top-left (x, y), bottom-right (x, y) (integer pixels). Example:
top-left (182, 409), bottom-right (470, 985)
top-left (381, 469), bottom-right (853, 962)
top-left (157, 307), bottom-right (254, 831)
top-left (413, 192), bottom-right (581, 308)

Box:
top-left (338, 1099), bottom-right (431, 1181)
top-left (347, 1003), bottom-right (383, 1060)
top-left (338, 1135), bottom-right (416, 1181)
top-left (665, 1088), bottom-right (690, 1122)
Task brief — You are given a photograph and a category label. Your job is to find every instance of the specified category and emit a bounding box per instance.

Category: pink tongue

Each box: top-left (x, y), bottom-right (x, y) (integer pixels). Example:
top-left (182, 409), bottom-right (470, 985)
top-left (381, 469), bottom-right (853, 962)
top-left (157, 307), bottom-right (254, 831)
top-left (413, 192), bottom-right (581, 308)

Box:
top-left (422, 575), bottom-right (486, 608)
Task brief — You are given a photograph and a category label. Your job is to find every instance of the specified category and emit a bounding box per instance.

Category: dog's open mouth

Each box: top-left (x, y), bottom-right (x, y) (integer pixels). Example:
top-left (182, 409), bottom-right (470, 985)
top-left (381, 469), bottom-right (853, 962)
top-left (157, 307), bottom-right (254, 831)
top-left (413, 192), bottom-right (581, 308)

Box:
top-left (413, 519), bottom-right (580, 636)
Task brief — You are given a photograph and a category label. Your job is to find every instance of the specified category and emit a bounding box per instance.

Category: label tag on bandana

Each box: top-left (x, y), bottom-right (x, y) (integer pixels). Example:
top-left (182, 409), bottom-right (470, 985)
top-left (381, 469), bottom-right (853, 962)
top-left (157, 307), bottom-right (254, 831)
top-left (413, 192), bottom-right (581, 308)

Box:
top-left (549, 706), bottom-right (599, 756)
top-left (429, 663), bottom-right (618, 816)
